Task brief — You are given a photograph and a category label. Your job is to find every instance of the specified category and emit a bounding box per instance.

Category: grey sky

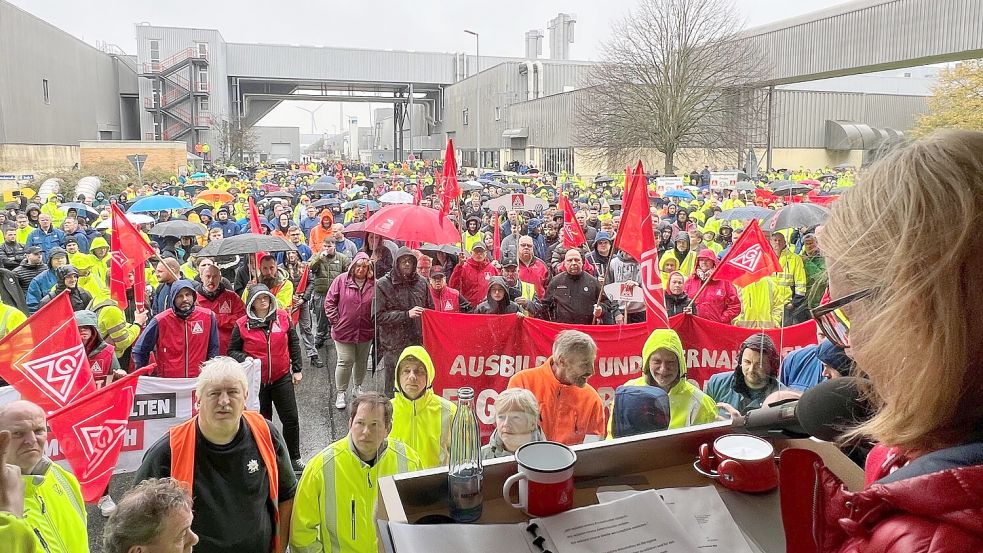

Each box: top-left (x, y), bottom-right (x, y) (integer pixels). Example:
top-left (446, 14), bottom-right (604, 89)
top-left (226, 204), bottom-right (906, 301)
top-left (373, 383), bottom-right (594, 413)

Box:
top-left (10, 0), bottom-right (852, 132)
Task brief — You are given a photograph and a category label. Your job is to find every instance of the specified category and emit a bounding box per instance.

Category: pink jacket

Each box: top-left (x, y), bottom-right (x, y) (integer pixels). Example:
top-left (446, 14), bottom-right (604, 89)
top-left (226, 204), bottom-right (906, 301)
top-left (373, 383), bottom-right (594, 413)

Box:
top-left (324, 252), bottom-right (375, 344)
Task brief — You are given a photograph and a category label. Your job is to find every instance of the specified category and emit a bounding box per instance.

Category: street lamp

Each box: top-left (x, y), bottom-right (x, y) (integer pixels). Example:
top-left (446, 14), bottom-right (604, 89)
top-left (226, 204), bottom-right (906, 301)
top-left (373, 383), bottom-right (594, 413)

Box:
top-left (464, 29), bottom-right (480, 170)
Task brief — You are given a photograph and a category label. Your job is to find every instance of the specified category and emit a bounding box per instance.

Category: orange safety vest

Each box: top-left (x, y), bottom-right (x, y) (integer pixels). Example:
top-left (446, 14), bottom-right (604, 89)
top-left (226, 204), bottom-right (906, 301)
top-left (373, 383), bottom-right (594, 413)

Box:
top-left (169, 411), bottom-right (281, 551)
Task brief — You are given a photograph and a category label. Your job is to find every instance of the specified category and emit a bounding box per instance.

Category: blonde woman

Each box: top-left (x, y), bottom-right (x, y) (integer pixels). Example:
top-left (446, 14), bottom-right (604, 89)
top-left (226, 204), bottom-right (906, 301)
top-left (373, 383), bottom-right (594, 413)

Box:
top-left (786, 130), bottom-right (983, 552)
top-left (481, 388), bottom-right (546, 459)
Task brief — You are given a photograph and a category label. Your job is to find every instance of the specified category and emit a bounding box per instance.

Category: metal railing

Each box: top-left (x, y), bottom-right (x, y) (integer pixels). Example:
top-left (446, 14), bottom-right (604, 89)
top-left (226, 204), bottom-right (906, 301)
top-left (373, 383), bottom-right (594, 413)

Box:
top-left (141, 47), bottom-right (208, 74)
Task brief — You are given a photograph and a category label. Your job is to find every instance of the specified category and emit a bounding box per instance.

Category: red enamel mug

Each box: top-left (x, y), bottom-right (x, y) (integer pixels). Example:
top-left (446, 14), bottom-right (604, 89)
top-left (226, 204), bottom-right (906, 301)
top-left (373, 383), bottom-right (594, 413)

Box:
top-left (503, 441), bottom-right (577, 517)
top-left (694, 434), bottom-right (779, 493)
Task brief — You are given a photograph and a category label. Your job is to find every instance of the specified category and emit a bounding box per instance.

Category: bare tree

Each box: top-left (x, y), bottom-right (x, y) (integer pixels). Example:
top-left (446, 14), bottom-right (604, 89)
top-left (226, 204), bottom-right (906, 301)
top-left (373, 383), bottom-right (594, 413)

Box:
top-left (576, 0), bottom-right (767, 175)
top-left (213, 118), bottom-right (258, 165)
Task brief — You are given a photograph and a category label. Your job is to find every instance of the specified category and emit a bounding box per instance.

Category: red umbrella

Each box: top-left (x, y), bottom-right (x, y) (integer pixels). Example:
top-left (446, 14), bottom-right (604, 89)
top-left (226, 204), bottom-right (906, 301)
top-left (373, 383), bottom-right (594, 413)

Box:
top-left (363, 204), bottom-right (461, 245)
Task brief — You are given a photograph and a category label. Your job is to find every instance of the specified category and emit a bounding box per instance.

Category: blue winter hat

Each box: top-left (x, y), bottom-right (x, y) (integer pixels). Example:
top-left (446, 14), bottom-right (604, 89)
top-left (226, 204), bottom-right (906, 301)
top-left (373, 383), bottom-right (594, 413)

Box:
top-left (595, 231), bottom-right (612, 243)
top-left (817, 339), bottom-right (854, 375)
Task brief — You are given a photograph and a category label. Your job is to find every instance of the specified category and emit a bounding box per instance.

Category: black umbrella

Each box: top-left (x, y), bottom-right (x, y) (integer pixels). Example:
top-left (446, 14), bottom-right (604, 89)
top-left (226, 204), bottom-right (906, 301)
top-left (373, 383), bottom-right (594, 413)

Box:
top-left (313, 198), bottom-right (341, 208)
top-left (311, 183), bottom-right (340, 193)
top-left (459, 181), bottom-right (483, 192)
top-left (419, 243), bottom-right (461, 257)
top-left (504, 183), bottom-right (524, 191)
top-left (265, 191), bottom-right (293, 199)
top-left (593, 175), bottom-right (614, 184)
top-left (733, 180), bottom-right (758, 192)
top-left (148, 220), bottom-right (209, 237)
top-left (717, 206), bottom-right (774, 221)
top-left (769, 181), bottom-right (812, 195)
top-left (198, 234), bottom-right (297, 256)
top-left (761, 203), bottom-right (830, 232)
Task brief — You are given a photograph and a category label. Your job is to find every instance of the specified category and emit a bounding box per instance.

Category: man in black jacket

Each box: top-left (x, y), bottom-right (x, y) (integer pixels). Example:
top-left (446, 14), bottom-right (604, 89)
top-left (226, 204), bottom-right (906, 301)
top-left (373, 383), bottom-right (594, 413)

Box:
top-left (0, 228), bottom-right (25, 270)
top-left (540, 249), bottom-right (613, 325)
top-left (373, 247), bottom-right (434, 397)
top-left (11, 247), bottom-right (44, 295)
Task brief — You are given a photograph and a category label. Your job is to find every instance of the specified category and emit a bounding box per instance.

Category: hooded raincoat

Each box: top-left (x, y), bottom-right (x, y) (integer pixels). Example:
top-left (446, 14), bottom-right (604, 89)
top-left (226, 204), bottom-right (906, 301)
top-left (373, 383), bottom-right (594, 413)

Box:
top-left (684, 249), bottom-right (742, 324)
top-left (610, 329), bottom-right (717, 435)
top-left (325, 252), bottom-right (375, 344)
top-left (389, 346), bottom-right (457, 469)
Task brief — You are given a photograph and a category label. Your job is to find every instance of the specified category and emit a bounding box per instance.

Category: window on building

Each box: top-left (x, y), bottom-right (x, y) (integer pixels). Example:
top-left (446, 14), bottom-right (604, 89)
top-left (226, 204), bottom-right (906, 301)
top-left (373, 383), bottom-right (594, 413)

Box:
top-left (200, 98), bottom-right (210, 112)
top-left (196, 42), bottom-right (208, 59)
top-left (462, 108), bottom-right (469, 126)
top-left (495, 107), bottom-right (501, 121)
top-left (42, 79), bottom-right (49, 104)
top-left (149, 40), bottom-right (160, 62)
top-left (198, 69), bottom-right (209, 92)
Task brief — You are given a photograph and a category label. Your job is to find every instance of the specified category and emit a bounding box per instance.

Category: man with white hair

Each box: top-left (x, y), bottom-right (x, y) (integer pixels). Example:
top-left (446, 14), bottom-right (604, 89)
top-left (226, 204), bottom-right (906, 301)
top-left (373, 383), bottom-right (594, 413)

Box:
top-left (0, 400), bottom-right (89, 553)
top-left (134, 357), bottom-right (297, 553)
top-left (507, 330), bottom-right (606, 446)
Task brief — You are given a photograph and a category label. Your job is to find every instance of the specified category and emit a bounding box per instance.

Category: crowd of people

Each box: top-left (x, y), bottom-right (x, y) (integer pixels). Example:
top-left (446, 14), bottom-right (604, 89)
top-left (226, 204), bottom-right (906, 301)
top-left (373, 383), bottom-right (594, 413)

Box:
top-left (1, 132), bottom-right (980, 553)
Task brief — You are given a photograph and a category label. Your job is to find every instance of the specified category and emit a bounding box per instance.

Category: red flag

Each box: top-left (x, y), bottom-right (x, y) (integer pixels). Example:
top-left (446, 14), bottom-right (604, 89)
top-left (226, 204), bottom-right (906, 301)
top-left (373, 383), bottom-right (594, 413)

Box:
top-left (290, 266), bottom-right (310, 326)
top-left (493, 215), bottom-right (502, 260)
top-left (109, 203), bottom-right (156, 309)
top-left (48, 367), bottom-right (150, 502)
top-left (614, 161), bottom-right (669, 329)
top-left (248, 196), bottom-right (266, 268)
top-left (0, 292), bottom-right (97, 413)
top-left (711, 219), bottom-right (782, 287)
top-left (413, 177), bottom-right (423, 205)
top-left (558, 194), bottom-right (587, 249)
top-left (440, 139), bottom-right (459, 217)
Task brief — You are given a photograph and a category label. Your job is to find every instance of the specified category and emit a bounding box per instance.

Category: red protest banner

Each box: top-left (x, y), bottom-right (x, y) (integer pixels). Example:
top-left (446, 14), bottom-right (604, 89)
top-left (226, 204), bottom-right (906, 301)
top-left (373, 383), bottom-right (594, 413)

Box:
top-left (423, 311), bottom-right (818, 437)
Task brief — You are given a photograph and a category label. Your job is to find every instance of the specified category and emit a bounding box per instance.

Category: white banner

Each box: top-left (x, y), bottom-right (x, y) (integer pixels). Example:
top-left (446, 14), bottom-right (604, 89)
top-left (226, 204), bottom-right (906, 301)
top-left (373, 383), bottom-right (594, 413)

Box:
top-left (655, 176), bottom-right (684, 196)
top-left (0, 360), bottom-right (261, 474)
top-left (710, 172), bottom-right (740, 190)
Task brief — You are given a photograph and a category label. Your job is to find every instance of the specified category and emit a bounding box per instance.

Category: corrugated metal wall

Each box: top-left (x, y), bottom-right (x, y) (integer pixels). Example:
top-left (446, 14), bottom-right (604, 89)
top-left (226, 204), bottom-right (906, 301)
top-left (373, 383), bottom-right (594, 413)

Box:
top-left (771, 89), bottom-right (928, 148)
top-left (509, 91), bottom-right (582, 147)
top-left (744, 0), bottom-right (983, 84)
top-left (1, 0), bottom-right (126, 144)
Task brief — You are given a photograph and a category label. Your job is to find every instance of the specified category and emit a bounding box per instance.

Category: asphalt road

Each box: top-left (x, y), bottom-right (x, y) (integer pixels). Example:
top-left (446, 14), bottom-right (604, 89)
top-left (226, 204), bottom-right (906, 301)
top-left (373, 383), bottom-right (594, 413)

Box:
top-left (85, 343), bottom-right (386, 552)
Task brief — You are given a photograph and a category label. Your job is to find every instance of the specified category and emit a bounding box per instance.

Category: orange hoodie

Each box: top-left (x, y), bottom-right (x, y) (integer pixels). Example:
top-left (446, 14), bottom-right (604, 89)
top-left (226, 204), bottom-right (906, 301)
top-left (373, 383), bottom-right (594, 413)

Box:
top-left (309, 212), bottom-right (335, 253)
top-left (507, 357), bottom-right (606, 446)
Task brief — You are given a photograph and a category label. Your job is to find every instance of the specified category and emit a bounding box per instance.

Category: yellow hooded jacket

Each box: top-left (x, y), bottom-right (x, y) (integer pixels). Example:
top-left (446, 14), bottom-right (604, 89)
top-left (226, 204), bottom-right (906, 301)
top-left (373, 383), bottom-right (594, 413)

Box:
top-left (23, 460), bottom-right (89, 553)
top-left (89, 296), bottom-right (141, 357)
top-left (290, 436), bottom-right (421, 553)
top-left (608, 329), bottom-right (717, 436)
top-left (389, 346), bottom-right (457, 469)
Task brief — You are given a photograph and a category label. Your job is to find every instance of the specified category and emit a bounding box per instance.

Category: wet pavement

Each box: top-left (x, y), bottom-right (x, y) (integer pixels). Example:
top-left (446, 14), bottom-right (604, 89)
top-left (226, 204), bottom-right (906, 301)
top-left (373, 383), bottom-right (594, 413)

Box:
top-left (86, 343), bottom-right (388, 551)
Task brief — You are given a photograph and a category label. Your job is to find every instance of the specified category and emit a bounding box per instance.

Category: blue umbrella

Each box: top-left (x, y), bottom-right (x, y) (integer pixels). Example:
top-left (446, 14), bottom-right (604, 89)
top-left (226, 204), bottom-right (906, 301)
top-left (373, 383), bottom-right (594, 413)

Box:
top-left (342, 199), bottom-right (379, 210)
top-left (316, 175), bottom-right (337, 184)
top-left (59, 202), bottom-right (100, 218)
top-left (128, 195), bottom-right (193, 213)
top-left (664, 189), bottom-right (695, 200)
top-left (190, 172), bottom-right (210, 180)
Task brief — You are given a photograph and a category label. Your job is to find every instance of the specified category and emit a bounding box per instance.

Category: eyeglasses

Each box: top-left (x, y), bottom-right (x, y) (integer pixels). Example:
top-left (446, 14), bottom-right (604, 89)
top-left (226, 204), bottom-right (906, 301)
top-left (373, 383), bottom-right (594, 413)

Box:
top-left (810, 288), bottom-right (873, 348)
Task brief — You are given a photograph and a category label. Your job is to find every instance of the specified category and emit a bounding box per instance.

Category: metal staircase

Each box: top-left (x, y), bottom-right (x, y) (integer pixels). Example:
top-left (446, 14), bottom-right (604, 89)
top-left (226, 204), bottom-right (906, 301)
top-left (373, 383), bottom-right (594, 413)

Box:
top-left (140, 47), bottom-right (211, 143)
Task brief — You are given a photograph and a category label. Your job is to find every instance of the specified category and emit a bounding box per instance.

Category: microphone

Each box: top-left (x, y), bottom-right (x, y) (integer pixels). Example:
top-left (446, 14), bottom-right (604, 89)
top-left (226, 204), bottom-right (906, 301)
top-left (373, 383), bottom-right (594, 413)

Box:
top-left (736, 377), bottom-right (871, 442)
